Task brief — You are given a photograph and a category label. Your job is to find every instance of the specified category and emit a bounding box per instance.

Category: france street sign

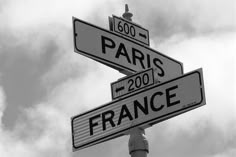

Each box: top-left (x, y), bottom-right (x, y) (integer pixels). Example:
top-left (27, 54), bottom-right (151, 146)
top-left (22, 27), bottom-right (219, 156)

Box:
top-left (110, 15), bottom-right (150, 46)
top-left (111, 68), bottom-right (154, 100)
top-left (71, 68), bottom-right (205, 151)
top-left (73, 17), bottom-right (183, 82)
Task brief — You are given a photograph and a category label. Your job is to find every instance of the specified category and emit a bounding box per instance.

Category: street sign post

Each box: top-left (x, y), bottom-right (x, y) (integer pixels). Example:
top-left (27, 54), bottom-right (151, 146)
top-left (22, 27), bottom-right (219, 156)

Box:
top-left (110, 15), bottom-right (150, 46)
top-left (71, 68), bottom-right (205, 151)
top-left (111, 68), bottom-right (154, 100)
top-left (73, 17), bottom-right (183, 82)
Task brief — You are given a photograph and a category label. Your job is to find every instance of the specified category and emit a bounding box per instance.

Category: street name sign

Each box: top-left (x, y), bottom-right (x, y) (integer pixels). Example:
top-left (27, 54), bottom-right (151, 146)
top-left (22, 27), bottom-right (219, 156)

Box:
top-left (73, 17), bottom-right (183, 82)
top-left (111, 15), bottom-right (150, 46)
top-left (111, 68), bottom-right (154, 100)
top-left (71, 68), bottom-right (205, 151)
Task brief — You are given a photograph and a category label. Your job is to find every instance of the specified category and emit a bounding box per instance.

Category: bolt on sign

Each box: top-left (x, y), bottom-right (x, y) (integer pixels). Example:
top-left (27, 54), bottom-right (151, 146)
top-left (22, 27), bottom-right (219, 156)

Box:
top-left (73, 17), bottom-right (183, 82)
top-left (71, 68), bottom-right (206, 151)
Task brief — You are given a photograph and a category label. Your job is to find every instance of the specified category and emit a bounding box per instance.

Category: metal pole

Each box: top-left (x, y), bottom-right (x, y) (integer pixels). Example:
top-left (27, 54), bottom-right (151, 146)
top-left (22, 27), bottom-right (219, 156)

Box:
top-left (122, 4), bottom-right (133, 21)
top-left (128, 128), bottom-right (149, 157)
top-left (122, 5), bottom-right (149, 157)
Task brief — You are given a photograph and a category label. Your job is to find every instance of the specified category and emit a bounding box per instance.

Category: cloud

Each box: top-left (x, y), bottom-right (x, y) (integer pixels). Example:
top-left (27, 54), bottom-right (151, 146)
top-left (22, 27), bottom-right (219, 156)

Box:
top-left (0, 0), bottom-right (235, 157)
top-left (0, 86), bottom-right (6, 127)
top-left (144, 31), bottom-right (236, 157)
top-left (0, 0), bottom-right (125, 156)
top-left (0, 25), bottom-right (69, 128)
top-left (0, 53), bottom-right (124, 157)
top-left (1, 0), bottom-right (124, 30)
top-left (128, 0), bottom-right (235, 41)
top-left (150, 120), bottom-right (236, 157)
top-left (0, 79), bottom-right (71, 157)
top-left (73, 31), bottom-right (236, 157)
top-left (1, 0), bottom-right (93, 28)
top-left (5, 64), bottom-right (122, 157)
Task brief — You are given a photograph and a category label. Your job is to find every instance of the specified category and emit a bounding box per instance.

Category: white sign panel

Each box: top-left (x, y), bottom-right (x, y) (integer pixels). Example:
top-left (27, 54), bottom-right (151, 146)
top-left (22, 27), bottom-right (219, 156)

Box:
top-left (73, 17), bottom-right (183, 82)
top-left (111, 68), bottom-right (154, 100)
top-left (112, 15), bottom-right (150, 46)
top-left (71, 68), bottom-right (205, 151)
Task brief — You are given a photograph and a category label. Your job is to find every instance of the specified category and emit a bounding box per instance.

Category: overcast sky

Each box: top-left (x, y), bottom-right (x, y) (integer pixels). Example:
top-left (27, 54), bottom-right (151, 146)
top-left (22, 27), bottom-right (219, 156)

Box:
top-left (0, 0), bottom-right (235, 157)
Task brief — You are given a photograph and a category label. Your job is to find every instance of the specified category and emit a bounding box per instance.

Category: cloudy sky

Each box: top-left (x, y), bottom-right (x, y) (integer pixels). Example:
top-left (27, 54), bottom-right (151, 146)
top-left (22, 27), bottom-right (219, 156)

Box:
top-left (0, 0), bottom-right (235, 157)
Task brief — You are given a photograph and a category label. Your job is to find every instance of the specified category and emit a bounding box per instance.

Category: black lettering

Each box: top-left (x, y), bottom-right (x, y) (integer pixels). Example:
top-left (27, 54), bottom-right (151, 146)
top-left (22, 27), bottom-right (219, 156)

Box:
top-left (147, 54), bottom-right (151, 68)
top-left (117, 105), bottom-right (133, 125)
top-left (143, 73), bottom-right (149, 85)
top-left (134, 97), bottom-right (149, 119)
top-left (135, 76), bottom-right (142, 88)
top-left (128, 79), bottom-right (134, 91)
top-left (153, 58), bottom-right (165, 77)
top-left (89, 114), bottom-right (101, 136)
top-left (132, 48), bottom-right (145, 69)
top-left (115, 43), bottom-right (131, 63)
top-left (101, 36), bottom-right (115, 54)
top-left (102, 110), bottom-right (115, 131)
top-left (150, 91), bottom-right (164, 111)
top-left (166, 85), bottom-right (180, 107)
